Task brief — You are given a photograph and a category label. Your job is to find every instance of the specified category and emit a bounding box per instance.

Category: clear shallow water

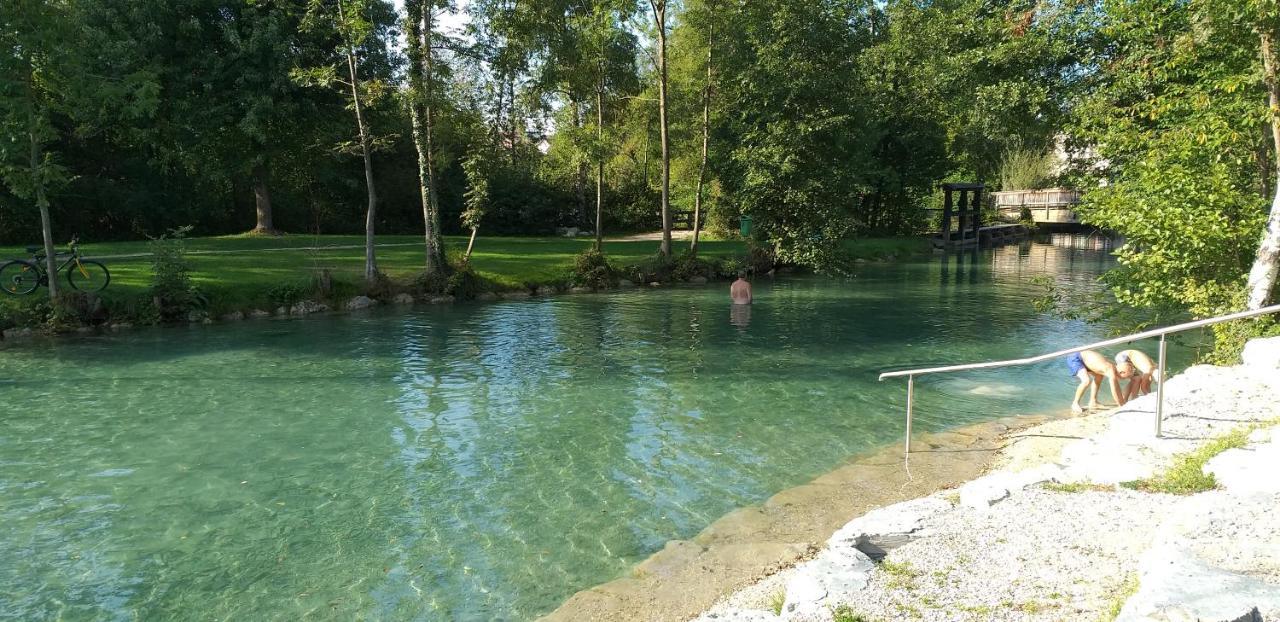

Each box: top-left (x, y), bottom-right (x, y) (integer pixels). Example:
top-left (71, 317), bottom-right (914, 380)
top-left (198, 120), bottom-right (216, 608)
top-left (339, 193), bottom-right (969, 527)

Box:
top-left (0, 241), bottom-right (1195, 621)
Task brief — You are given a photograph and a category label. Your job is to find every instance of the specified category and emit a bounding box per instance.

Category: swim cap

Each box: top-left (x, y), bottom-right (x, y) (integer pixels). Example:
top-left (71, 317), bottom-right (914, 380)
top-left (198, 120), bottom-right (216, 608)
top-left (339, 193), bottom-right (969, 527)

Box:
top-left (1115, 352), bottom-right (1130, 364)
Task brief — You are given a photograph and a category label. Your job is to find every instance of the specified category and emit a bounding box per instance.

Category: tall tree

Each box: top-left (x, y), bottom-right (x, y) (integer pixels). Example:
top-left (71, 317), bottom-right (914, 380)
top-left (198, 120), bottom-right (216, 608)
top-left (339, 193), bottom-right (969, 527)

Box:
top-left (1247, 6), bottom-right (1280, 309)
top-left (581, 1), bottom-right (638, 250)
top-left (297, 0), bottom-right (386, 284)
top-left (0, 0), bottom-right (71, 299)
top-left (404, 0), bottom-right (448, 277)
top-left (689, 0), bottom-right (715, 256)
top-left (1068, 0), bottom-right (1272, 358)
top-left (647, 0), bottom-right (673, 257)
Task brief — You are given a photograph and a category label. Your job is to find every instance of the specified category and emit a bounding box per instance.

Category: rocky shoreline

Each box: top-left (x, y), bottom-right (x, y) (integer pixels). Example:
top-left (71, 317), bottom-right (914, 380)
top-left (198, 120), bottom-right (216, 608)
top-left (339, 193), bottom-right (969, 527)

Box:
top-left (695, 337), bottom-right (1280, 622)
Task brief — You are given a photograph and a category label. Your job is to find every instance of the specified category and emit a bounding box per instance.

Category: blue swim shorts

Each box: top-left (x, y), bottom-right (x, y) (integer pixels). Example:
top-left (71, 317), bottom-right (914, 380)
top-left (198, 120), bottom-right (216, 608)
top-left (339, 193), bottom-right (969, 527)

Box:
top-left (1066, 352), bottom-right (1085, 377)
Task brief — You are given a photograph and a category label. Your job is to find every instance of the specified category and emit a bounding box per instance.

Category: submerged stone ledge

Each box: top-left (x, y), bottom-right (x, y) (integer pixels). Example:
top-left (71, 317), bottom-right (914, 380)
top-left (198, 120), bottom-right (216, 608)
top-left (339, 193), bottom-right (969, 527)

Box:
top-left (539, 415), bottom-right (1053, 622)
top-left (694, 337), bottom-right (1280, 622)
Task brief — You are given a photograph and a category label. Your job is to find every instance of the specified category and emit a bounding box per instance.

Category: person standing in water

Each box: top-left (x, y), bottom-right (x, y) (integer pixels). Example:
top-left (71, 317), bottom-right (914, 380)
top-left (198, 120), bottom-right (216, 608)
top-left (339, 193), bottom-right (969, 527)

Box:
top-left (1115, 349), bottom-right (1158, 401)
top-left (1066, 349), bottom-right (1126, 414)
top-left (730, 270), bottom-right (752, 305)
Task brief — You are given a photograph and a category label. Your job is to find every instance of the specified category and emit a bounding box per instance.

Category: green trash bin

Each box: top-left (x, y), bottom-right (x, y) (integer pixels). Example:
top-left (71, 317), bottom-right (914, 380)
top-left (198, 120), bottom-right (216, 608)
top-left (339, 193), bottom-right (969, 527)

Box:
top-left (739, 215), bottom-right (753, 237)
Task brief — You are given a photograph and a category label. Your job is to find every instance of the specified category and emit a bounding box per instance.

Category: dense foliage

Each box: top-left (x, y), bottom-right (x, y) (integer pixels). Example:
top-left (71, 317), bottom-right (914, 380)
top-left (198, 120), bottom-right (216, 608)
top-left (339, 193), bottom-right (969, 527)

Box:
top-left (3, 0), bottom-right (1279, 327)
top-left (1067, 0), bottom-right (1280, 354)
top-left (2, 0), bottom-right (1086, 251)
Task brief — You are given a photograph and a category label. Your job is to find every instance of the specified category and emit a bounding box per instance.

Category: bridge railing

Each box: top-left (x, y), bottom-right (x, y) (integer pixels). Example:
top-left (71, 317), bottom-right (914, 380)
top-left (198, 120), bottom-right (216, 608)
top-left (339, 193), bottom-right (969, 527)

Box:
top-left (878, 304), bottom-right (1280, 455)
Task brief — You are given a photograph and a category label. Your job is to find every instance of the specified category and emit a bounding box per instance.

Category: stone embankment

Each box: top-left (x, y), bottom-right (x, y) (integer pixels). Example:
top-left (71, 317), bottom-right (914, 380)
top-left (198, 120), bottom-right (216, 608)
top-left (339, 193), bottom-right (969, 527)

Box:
top-left (697, 337), bottom-right (1280, 622)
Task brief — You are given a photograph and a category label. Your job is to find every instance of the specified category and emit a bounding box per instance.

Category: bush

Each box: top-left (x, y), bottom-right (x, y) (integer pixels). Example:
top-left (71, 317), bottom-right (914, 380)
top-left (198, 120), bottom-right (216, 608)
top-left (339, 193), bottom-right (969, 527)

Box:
top-left (46, 292), bottom-right (110, 332)
top-left (0, 297), bottom-right (51, 333)
top-left (445, 266), bottom-right (484, 300)
top-left (414, 270), bottom-right (450, 296)
top-left (266, 281), bottom-right (310, 309)
top-left (149, 227), bottom-right (204, 322)
top-left (746, 243), bottom-right (777, 274)
top-left (999, 146), bottom-right (1057, 190)
top-left (572, 249), bottom-right (618, 290)
top-left (620, 253), bottom-right (674, 285)
top-left (672, 252), bottom-right (716, 281)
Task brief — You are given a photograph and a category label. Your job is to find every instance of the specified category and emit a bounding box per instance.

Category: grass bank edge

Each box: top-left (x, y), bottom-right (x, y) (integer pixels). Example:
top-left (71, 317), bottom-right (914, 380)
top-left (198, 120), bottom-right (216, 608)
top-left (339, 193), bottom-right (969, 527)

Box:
top-left (1, 235), bottom-right (930, 334)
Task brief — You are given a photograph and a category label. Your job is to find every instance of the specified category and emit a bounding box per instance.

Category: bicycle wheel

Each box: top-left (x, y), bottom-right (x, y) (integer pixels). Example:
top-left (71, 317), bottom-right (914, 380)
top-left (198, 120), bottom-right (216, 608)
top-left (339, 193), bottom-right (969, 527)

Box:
top-left (0, 260), bottom-right (42, 295)
top-left (67, 259), bottom-right (110, 293)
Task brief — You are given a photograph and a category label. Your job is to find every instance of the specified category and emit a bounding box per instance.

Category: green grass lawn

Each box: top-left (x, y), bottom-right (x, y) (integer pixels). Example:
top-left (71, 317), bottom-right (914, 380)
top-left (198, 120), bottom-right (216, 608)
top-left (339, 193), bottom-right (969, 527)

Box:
top-left (1, 233), bottom-right (926, 318)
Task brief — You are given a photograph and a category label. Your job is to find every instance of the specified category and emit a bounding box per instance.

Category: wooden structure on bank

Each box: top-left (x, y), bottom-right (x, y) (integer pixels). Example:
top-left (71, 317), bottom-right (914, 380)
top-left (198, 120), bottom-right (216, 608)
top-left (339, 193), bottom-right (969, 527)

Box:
top-left (932, 182), bottom-right (1029, 249)
top-left (992, 188), bottom-right (1082, 224)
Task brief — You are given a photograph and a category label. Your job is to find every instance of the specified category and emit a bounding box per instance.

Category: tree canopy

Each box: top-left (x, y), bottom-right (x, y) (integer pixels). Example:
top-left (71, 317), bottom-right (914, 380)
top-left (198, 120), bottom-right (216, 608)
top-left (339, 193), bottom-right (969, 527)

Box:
top-left (2, 0), bottom-right (1278, 313)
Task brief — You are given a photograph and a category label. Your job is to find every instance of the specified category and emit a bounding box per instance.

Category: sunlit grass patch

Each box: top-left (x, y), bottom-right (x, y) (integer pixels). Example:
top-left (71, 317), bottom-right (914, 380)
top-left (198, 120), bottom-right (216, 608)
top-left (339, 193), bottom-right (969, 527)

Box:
top-left (1122, 427), bottom-right (1254, 495)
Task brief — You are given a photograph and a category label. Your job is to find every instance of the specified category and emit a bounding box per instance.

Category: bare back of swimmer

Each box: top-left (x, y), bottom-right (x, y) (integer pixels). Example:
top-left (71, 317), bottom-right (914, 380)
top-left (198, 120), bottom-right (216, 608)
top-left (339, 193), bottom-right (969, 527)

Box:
top-left (730, 271), bottom-right (752, 305)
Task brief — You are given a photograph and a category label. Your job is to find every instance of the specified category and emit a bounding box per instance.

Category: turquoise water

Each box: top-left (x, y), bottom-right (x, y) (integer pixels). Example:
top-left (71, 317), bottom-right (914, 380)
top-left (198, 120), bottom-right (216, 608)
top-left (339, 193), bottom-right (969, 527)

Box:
top-left (0, 242), bottom-right (1195, 620)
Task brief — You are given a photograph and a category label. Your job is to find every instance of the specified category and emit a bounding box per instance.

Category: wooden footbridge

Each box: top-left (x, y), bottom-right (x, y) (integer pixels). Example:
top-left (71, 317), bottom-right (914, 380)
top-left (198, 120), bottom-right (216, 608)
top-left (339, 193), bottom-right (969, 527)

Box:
top-left (929, 183), bottom-right (1031, 249)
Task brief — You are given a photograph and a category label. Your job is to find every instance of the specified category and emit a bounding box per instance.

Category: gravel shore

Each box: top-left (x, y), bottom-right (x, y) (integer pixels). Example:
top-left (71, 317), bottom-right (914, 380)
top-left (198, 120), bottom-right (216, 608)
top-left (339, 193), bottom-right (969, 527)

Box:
top-left (696, 337), bottom-right (1280, 622)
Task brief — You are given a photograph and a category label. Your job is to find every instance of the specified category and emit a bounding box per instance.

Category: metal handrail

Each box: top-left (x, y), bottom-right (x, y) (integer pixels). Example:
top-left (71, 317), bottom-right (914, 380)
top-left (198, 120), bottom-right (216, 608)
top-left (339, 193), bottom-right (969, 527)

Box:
top-left (879, 303), bottom-right (1280, 454)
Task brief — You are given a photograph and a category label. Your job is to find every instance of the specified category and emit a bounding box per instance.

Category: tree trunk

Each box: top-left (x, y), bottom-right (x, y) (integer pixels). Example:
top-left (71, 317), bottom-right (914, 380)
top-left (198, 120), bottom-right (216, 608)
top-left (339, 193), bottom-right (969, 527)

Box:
top-left (691, 13), bottom-right (713, 257)
top-left (423, 6), bottom-right (447, 274)
top-left (341, 2), bottom-right (378, 284)
top-left (643, 115), bottom-right (651, 189)
top-left (406, 0), bottom-right (446, 276)
top-left (23, 67), bottom-right (58, 299)
top-left (651, 0), bottom-right (672, 258)
top-left (508, 77), bottom-right (519, 159)
top-left (29, 119), bottom-right (59, 300)
top-left (1247, 30), bottom-right (1280, 309)
top-left (251, 161), bottom-right (278, 235)
top-left (596, 75), bottom-right (605, 251)
top-left (464, 227), bottom-right (478, 263)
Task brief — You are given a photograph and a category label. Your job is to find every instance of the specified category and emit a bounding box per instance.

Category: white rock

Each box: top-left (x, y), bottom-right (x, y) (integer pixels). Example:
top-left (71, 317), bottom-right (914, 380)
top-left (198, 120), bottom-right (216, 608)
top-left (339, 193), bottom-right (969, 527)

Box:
top-left (3, 327), bottom-right (34, 340)
top-left (428, 295), bottom-right (455, 304)
top-left (346, 295), bottom-right (376, 310)
top-left (1117, 544), bottom-right (1280, 622)
top-left (570, 286), bottom-right (592, 294)
top-left (220, 311), bottom-right (244, 322)
top-left (781, 548), bottom-right (874, 619)
top-left (475, 292), bottom-right (499, 301)
top-left (247, 309), bottom-right (271, 319)
top-left (1241, 336), bottom-right (1280, 371)
top-left (958, 472), bottom-right (1014, 509)
top-left (392, 293), bottom-right (415, 305)
top-left (1246, 427), bottom-right (1272, 444)
top-left (828, 496), bottom-right (951, 550)
top-left (690, 276), bottom-right (709, 284)
top-left (1203, 444), bottom-right (1280, 496)
top-left (503, 291), bottom-right (531, 300)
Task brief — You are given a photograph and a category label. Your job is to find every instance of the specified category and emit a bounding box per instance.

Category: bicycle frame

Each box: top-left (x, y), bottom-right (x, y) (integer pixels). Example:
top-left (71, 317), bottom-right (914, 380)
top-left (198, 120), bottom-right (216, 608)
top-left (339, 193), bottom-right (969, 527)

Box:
top-left (30, 246), bottom-right (92, 279)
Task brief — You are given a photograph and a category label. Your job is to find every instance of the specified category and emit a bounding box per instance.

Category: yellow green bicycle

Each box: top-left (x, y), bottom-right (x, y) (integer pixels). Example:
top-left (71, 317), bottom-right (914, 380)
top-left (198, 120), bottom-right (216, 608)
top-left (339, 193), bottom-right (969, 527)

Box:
top-left (0, 237), bottom-right (110, 295)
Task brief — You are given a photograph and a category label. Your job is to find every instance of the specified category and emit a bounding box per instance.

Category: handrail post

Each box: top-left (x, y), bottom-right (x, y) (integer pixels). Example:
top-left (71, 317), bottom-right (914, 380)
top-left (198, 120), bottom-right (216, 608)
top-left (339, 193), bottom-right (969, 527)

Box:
top-left (904, 374), bottom-right (915, 455)
top-left (1155, 334), bottom-right (1167, 438)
